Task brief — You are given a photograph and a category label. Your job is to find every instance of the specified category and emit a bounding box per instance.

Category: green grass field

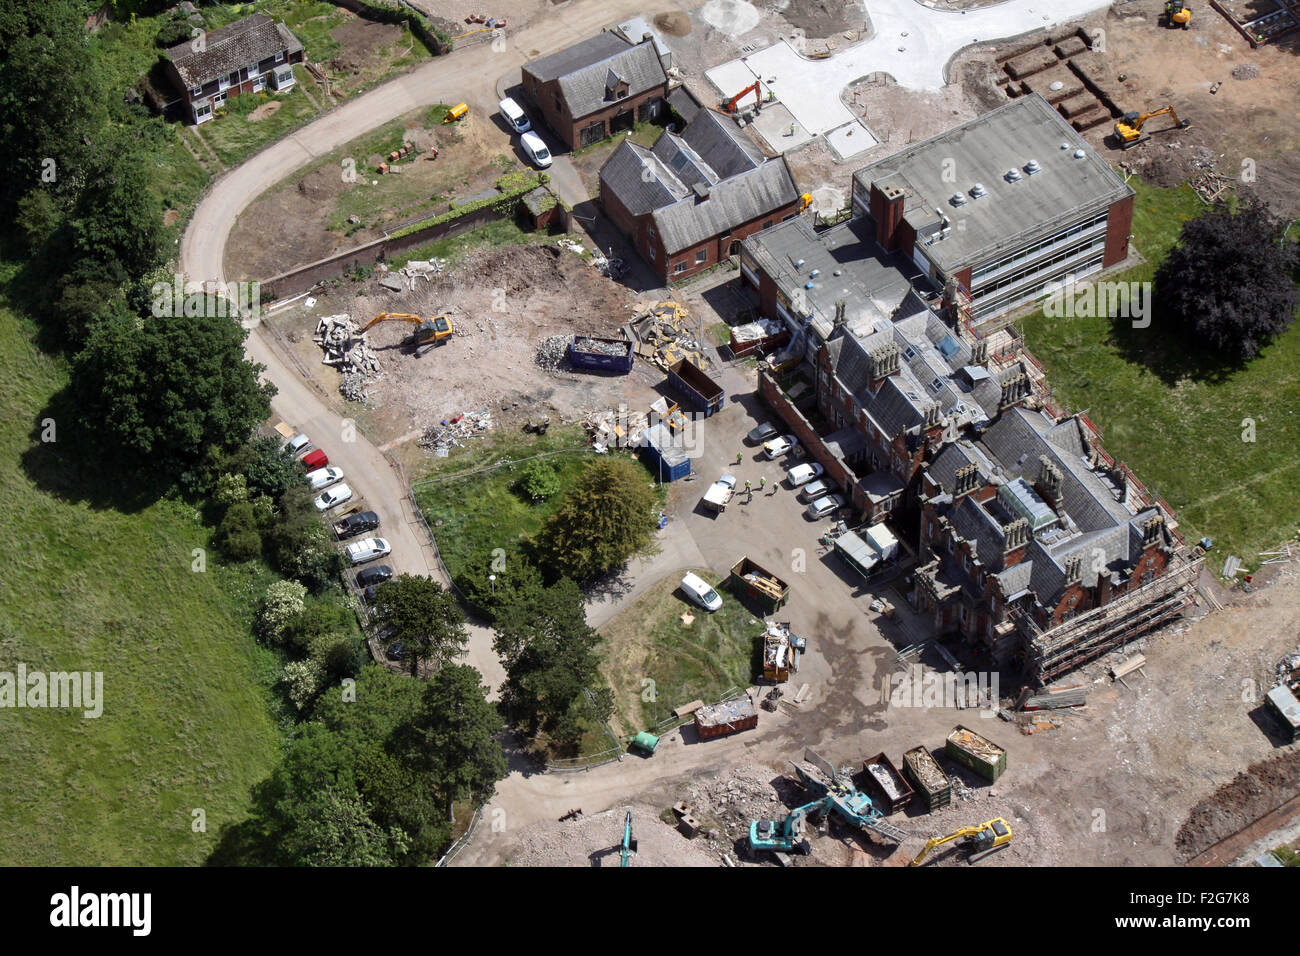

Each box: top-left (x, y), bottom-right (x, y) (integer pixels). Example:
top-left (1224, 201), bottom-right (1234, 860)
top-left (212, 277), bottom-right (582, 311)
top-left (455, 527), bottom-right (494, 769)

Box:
top-left (599, 572), bottom-right (760, 736)
top-left (412, 425), bottom-right (599, 584)
top-left (1019, 181), bottom-right (1300, 568)
top-left (0, 298), bottom-right (283, 865)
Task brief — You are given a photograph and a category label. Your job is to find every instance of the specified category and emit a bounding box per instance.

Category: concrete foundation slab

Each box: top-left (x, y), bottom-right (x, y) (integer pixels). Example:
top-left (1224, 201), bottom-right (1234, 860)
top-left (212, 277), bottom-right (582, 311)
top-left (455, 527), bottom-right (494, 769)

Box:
top-left (747, 102), bottom-right (817, 154)
top-left (826, 120), bottom-right (878, 160)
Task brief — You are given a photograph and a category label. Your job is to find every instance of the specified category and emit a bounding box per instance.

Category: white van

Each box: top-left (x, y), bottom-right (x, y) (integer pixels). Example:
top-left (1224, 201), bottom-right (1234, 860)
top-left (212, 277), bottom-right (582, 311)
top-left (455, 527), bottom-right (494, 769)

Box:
top-left (498, 97), bottom-right (530, 133)
top-left (520, 131), bottom-right (552, 169)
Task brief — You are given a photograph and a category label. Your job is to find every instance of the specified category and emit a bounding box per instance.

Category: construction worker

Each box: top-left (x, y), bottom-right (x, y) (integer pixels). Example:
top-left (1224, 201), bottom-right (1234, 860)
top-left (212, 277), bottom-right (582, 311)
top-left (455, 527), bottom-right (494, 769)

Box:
top-left (736, 452), bottom-right (744, 465)
top-left (745, 479), bottom-right (753, 502)
top-left (759, 476), bottom-right (767, 491)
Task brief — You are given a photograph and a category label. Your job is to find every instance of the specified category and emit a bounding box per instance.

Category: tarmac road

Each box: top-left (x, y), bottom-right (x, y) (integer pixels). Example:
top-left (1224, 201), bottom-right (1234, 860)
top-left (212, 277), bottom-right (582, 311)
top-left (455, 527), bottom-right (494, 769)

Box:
top-left (179, 0), bottom-right (658, 692)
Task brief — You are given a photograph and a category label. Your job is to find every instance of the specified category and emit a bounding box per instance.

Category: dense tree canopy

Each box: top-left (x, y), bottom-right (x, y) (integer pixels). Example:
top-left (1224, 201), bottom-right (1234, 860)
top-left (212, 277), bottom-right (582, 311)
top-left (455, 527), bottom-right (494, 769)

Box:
top-left (493, 578), bottom-right (613, 746)
top-left (371, 575), bottom-right (468, 677)
top-left (533, 457), bottom-right (660, 582)
top-left (0, 1), bottom-right (103, 211)
top-left (72, 312), bottom-right (275, 483)
top-left (1154, 201), bottom-right (1299, 362)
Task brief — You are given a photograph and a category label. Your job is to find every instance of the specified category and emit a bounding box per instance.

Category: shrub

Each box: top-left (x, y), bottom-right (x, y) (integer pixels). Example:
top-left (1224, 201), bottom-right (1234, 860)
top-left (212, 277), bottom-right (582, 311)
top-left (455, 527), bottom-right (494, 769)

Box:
top-left (217, 500), bottom-right (262, 562)
top-left (258, 580), bottom-right (307, 643)
top-left (514, 460), bottom-right (560, 502)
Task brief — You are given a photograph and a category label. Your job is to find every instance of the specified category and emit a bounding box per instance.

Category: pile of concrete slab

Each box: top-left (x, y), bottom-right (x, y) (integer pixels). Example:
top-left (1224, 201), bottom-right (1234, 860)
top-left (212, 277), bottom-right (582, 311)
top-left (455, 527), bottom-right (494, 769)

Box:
top-left (314, 314), bottom-right (379, 401)
top-left (631, 300), bottom-right (708, 371)
top-left (417, 408), bottom-right (493, 456)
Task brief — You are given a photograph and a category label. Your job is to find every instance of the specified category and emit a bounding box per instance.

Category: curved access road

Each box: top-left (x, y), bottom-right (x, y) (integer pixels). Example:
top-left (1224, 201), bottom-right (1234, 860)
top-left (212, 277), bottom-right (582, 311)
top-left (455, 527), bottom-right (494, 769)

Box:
top-left (179, 0), bottom-right (654, 690)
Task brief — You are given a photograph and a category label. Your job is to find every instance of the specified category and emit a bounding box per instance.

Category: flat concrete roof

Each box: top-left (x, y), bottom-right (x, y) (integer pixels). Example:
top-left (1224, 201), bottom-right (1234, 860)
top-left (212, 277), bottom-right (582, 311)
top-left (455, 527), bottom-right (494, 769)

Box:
top-left (853, 94), bottom-right (1132, 273)
top-left (742, 217), bottom-right (932, 342)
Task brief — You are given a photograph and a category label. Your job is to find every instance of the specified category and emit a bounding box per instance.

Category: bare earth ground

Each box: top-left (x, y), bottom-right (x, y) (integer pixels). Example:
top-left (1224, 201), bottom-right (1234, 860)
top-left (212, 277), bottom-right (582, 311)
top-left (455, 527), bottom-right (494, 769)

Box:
top-left (227, 110), bottom-right (509, 280)
top-left (677, 0), bottom-right (1300, 217)
top-left (263, 243), bottom-right (662, 472)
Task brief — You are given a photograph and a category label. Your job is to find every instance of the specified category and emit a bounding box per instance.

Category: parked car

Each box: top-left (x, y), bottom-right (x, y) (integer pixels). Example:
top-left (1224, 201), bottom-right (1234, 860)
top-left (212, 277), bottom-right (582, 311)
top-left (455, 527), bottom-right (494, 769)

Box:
top-left (799, 478), bottom-right (832, 502)
top-left (520, 131), bottom-right (552, 168)
top-left (356, 565), bottom-right (393, 588)
top-left (314, 483), bottom-right (353, 511)
top-left (498, 96), bottom-right (531, 133)
top-left (346, 537), bottom-right (391, 565)
top-left (805, 494), bottom-right (846, 520)
top-left (786, 462), bottom-right (824, 486)
top-left (285, 433), bottom-right (311, 456)
top-left (335, 510), bottom-right (380, 539)
top-left (385, 642), bottom-right (407, 661)
top-left (306, 466), bottom-right (345, 491)
top-left (762, 435), bottom-right (798, 459)
top-left (747, 422), bottom-right (778, 444)
top-left (680, 572), bottom-right (723, 612)
top-left (301, 448), bottom-right (328, 470)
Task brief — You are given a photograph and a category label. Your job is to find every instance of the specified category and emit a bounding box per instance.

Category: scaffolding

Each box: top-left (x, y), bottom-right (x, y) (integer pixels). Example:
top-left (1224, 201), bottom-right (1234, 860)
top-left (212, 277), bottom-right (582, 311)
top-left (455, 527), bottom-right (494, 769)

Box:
top-left (1016, 550), bottom-right (1204, 685)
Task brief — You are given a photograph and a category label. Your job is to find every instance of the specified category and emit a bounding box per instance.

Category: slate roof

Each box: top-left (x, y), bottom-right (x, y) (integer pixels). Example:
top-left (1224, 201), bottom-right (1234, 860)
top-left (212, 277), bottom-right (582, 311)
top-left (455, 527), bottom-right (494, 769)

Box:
top-left (167, 13), bottom-right (302, 90)
top-left (652, 162), bottom-right (798, 253)
top-left (600, 108), bottom-right (798, 255)
top-left (523, 33), bottom-right (629, 83)
top-left (529, 37), bottom-right (667, 119)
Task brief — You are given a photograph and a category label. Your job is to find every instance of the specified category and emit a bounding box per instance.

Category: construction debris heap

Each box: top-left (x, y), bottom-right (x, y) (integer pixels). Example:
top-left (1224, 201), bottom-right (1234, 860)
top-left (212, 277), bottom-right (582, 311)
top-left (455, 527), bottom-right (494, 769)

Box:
top-left (314, 314), bottom-right (379, 402)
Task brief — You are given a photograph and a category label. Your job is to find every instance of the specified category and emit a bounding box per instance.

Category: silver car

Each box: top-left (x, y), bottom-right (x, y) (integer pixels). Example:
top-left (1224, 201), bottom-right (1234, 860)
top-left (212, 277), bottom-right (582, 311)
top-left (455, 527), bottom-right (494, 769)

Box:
top-left (804, 494), bottom-right (846, 520)
top-left (799, 478), bottom-right (831, 502)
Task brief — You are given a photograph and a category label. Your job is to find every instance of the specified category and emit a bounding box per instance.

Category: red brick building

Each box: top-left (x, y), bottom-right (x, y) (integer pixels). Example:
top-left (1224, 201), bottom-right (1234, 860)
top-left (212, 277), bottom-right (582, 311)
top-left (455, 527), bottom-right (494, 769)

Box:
top-left (599, 110), bottom-right (803, 283)
top-left (164, 13), bottom-right (304, 124)
top-left (850, 93), bottom-right (1135, 323)
top-left (913, 406), bottom-right (1181, 676)
top-left (521, 34), bottom-right (668, 151)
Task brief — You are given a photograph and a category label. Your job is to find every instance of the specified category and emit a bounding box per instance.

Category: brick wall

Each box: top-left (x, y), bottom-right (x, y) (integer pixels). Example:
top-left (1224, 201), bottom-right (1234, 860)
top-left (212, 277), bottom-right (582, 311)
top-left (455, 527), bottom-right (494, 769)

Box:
top-left (1103, 193), bottom-right (1134, 267)
top-left (758, 371), bottom-right (860, 515)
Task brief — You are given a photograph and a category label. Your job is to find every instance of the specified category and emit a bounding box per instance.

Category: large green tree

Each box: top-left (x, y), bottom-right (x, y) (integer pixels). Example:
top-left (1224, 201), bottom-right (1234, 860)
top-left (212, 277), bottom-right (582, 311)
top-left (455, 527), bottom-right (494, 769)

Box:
top-left (1153, 200), bottom-right (1299, 363)
top-left (493, 579), bottom-right (613, 746)
top-left (371, 575), bottom-right (468, 677)
top-left (0, 1), bottom-right (103, 211)
top-left (397, 665), bottom-right (507, 808)
top-left (533, 457), bottom-right (659, 582)
top-left (72, 312), bottom-right (275, 484)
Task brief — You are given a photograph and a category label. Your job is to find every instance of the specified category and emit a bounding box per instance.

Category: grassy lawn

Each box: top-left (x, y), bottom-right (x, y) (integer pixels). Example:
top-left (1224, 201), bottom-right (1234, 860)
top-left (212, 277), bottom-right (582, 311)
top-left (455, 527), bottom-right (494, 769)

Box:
top-left (194, 74), bottom-right (324, 168)
top-left (411, 425), bottom-right (598, 585)
top-left (0, 296), bottom-right (284, 865)
top-left (600, 571), bottom-right (761, 737)
top-left (1019, 180), bottom-right (1300, 568)
top-left (387, 217), bottom-right (542, 269)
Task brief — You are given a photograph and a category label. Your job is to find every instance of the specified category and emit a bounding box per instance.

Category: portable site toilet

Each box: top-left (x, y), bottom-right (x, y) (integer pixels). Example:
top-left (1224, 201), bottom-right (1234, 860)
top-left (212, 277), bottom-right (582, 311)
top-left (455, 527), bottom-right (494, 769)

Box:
top-left (630, 732), bottom-right (660, 755)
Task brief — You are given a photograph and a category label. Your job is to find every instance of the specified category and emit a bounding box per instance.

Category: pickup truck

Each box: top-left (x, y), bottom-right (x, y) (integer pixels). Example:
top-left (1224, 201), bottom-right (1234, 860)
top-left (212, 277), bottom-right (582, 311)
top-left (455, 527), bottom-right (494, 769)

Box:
top-left (701, 474), bottom-right (736, 512)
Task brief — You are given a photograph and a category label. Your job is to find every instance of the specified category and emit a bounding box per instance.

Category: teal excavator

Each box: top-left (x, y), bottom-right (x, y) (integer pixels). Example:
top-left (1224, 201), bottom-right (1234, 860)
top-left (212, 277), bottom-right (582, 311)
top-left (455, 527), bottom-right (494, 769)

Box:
top-left (749, 750), bottom-right (909, 856)
top-left (619, 811), bottom-right (637, 867)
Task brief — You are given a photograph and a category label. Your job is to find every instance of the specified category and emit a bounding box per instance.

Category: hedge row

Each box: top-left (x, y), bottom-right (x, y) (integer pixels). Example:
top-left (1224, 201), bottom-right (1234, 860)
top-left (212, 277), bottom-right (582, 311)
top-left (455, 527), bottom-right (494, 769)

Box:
top-left (389, 173), bottom-right (550, 239)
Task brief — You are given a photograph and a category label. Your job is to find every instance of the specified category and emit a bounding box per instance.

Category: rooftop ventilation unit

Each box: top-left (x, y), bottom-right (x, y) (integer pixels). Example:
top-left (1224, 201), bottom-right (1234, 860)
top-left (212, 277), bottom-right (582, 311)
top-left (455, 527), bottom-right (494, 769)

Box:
top-left (1060, 142), bottom-right (1070, 150)
top-left (950, 192), bottom-right (968, 206)
top-left (970, 183), bottom-right (988, 199)
top-left (1005, 168), bottom-right (1022, 182)
top-left (1073, 149), bottom-right (1086, 160)
top-left (1024, 159), bottom-right (1042, 175)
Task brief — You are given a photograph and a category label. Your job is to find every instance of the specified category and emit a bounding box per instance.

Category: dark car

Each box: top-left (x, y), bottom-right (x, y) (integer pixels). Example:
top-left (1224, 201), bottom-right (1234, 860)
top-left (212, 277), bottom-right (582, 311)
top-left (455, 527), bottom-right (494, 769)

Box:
top-left (385, 642), bottom-right (407, 661)
top-left (362, 584), bottom-right (381, 604)
top-left (336, 510), bottom-right (380, 539)
top-left (356, 564), bottom-right (393, 588)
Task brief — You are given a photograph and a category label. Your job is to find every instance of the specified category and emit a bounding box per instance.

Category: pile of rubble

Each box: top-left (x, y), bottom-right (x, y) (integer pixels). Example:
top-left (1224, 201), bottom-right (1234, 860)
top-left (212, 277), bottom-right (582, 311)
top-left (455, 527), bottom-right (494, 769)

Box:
top-left (1275, 644), bottom-right (1300, 690)
top-left (417, 408), bottom-right (493, 456)
top-left (534, 334), bottom-right (570, 371)
top-left (631, 300), bottom-right (708, 371)
top-left (581, 406), bottom-right (649, 450)
top-left (376, 258), bottom-right (447, 293)
top-left (314, 314), bottom-right (379, 402)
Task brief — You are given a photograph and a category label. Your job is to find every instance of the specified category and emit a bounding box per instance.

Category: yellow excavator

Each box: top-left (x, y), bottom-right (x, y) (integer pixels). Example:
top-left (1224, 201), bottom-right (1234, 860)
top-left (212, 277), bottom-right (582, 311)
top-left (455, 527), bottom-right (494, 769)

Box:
top-left (360, 312), bottom-right (454, 350)
top-left (1161, 0), bottom-right (1192, 29)
top-left (910, 817), bottom-right (1013, 866)
top-left (1113, 105), bottom-right (1191, 149)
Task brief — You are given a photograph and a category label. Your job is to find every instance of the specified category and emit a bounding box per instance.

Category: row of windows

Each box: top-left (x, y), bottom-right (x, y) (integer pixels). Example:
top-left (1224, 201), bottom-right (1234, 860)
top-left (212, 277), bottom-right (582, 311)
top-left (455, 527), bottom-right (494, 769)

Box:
top-left (971, 211), bottom-right (1109, 282)
top-left (191, 51), bottom-right (285, 97)
top-left (973, 255), bottom-right (1104, 318)
top-left (971, 235), bottom-right (1106, 301)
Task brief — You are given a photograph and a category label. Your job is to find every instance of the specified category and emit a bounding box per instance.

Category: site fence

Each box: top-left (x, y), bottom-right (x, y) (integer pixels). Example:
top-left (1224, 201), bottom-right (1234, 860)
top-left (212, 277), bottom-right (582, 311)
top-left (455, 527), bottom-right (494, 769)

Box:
top-left (434, 806), bottom-right (482, 867)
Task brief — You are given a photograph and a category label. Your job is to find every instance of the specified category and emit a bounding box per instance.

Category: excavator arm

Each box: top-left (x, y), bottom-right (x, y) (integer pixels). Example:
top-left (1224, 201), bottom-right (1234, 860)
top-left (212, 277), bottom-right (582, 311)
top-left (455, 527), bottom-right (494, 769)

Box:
top-left (910, 818), bottom-right (1012, 866)
top-left (1113, 105), bottom-right (1190, 148)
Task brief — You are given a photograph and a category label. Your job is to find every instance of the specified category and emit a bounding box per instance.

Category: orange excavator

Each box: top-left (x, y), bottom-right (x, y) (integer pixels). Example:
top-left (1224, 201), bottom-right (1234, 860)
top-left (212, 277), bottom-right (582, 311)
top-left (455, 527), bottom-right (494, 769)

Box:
top-left (360, 312), bottom-right (454, 350)
top-left (720, 80), bottom-right (764, 115)
top-left (1113, 105), bottom-right (1191, 149)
